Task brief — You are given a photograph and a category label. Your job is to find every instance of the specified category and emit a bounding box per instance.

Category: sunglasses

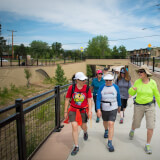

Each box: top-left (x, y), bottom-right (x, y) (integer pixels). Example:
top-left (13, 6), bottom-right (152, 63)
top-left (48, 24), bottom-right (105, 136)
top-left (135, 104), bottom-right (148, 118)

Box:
top-left (78, 79), bottom-right (86, 81)
top-left (98, 73), bottom-right (103, 75)
top-left (138, 70), bottom-right (145, 73)
top-left (105, 80), bottom-right (112, 81)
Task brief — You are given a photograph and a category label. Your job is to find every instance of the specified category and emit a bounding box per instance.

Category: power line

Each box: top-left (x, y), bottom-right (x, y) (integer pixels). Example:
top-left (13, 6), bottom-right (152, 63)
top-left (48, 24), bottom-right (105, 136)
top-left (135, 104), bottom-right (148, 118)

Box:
top-left (109, 35), bottom-right (160, 41)
top-left (142, 25), bottom-right (160, 30)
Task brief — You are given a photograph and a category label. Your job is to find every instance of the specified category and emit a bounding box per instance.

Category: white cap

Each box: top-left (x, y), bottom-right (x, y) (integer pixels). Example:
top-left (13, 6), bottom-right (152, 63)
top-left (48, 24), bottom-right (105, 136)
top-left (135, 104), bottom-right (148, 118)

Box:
top-left (103, 74), bottom-right (114, 80)
top-left (74, 72), bottom-right (88, 81)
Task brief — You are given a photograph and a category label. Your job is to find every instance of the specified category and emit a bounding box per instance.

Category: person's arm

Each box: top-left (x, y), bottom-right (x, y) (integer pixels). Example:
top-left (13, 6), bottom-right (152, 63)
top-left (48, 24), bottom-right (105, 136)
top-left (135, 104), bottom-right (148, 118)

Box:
top-left (128, 80), bottom-right (138, 96)
top-left (88, 98), bottom-right (92, 118)
top-left (153, 81), bottom-right (160, 108)
top-left (64, 98), bottom-right (70, 119)
top-left (113, 84), bottom-right (121, 112)
top-left (90, 86), bottom-right (94, 93)
top-left (96, 85), bottom-right (104, 118)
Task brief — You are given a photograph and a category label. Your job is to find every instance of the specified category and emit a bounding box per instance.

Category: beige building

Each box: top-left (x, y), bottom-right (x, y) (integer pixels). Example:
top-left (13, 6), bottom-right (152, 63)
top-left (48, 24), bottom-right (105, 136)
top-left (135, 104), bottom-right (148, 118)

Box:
top-left (128, 47), bottom-right (160, 58)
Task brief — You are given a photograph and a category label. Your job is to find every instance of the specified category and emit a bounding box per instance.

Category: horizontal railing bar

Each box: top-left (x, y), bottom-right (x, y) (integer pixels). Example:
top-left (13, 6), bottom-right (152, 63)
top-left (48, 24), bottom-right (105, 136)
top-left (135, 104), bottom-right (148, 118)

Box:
top-left (23, 94), bottom-right (56, 114)
top-left (0, 104), bottom-right (16, 114)
top-left (60, 83), bottom-right (71, 89)
top-left (0, 113), bottom-right (19, 128)
top-left (23, 89), bottom-right (55, 104)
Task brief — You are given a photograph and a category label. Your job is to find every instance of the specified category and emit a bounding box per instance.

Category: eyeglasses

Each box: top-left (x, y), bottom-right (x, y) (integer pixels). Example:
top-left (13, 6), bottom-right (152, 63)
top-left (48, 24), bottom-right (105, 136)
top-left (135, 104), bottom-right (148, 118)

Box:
top-left (105, 80), bottom-right (112, 81)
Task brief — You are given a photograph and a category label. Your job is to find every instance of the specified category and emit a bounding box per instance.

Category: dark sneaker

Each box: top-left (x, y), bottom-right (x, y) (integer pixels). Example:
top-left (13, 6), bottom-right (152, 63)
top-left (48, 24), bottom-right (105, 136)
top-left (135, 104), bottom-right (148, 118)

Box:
top-left (108, 143), bottom-right (114, 152)
top-left (71, 146), bottom-right (79, 156)
top-left (84, 132), bottom-right (88, 141)
top-left (104, 130), bottom-right (108, 138)
top-left (145, 144), bottom-right (152, 154)
top-left (119, 118), bottom-right (123, 124)
top-left (96, 117), bottom-right (100, 123)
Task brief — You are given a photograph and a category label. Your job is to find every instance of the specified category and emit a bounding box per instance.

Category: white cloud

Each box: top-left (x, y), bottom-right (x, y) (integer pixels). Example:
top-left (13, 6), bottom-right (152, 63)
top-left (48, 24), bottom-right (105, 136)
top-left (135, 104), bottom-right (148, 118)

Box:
top-left (0, 0), bottom-right (160, 50)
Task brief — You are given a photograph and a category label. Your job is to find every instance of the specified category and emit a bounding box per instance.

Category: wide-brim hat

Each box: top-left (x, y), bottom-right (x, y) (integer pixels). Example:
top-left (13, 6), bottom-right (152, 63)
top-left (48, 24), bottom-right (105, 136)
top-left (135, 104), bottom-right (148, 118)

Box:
top-left (74, 72), bottom-right (88, 81)
top-left (103, 74), bottom-right (114, 80)
top-left (136, 65), bottom-right (152, 76)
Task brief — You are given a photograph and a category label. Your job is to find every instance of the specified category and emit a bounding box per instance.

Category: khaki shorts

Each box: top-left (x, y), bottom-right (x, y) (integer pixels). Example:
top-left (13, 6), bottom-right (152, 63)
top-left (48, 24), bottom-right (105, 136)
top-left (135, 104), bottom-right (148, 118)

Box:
top-left (132, 103), bottom-right (156, 129)
top-left (68, 111), bottom-right (88, 123)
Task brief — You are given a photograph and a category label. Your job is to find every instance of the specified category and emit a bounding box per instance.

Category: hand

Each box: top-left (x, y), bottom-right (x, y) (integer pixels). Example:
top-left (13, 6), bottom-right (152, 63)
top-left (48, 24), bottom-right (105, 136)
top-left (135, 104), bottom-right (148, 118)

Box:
top-left (64, 112), bottom-right (68, 119)
top-left (129, 95), bottom-right (132, 98)
top-left (118, 107), bottom-right (121, 113)
top-left (132, 87), bottom-right (137, 91)
top-left (97, 109), bottom-right (101, 118)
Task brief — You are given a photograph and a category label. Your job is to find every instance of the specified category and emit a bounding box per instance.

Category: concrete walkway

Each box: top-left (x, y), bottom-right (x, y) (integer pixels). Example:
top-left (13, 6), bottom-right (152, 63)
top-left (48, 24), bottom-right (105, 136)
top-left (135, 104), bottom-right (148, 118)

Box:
top-left (67, 98), bottom-right (160, 160)
top-left (32, 98), bottom-right (160, 160)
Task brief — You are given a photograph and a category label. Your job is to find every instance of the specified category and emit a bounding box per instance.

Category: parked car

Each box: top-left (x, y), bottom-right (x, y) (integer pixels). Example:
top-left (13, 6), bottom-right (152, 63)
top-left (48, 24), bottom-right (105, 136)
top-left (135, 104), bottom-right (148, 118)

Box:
top-left (2, 58), bottom-right (8, 62)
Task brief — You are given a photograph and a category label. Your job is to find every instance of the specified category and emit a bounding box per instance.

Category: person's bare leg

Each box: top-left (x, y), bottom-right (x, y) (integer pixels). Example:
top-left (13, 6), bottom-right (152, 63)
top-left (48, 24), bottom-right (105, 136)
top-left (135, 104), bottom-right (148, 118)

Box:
top-left (71, 122), bottom-right (79, 146)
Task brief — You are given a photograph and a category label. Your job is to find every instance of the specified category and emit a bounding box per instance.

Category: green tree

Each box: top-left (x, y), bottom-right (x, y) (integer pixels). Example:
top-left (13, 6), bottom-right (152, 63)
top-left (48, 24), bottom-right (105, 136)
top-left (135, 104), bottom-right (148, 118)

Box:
top-left (54, 64), bottom-right (68, 86)
top-left (118, 45), bottom-right (127, 58)
top-left (87, 65), bottom-right (92, 78)
top-left (51, 42), bottom-right (63, 58)
top-left (111, 46), bottom-right (119, 58)
top-left (24, 69), bottom-right (32, 87)
top-left (86, 35), bottom-right (111, 58)
top-left (30, 40), bottom-right (50, 58)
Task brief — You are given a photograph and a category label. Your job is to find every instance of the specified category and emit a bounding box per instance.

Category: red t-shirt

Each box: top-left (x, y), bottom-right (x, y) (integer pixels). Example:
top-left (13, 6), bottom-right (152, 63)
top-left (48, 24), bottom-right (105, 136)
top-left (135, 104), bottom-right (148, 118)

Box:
top-left (66, 84), bottom-right (92, 113)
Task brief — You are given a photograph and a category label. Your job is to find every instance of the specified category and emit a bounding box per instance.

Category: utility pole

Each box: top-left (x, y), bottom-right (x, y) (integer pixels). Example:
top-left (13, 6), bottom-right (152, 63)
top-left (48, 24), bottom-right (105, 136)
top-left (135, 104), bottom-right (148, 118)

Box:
top-left (7, 30), bottom-right (17, 59)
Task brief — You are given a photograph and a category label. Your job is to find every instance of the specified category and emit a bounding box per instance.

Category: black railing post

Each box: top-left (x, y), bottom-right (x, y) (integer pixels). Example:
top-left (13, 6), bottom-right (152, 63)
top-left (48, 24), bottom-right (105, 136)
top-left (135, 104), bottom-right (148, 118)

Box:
top-left (153, 57), bottom-right (155, 72)
top-left (54, 85), bottom-right (61, 132)
top-left (0, 56), bottom-right (2, 67)
top-left (18, 57), bottom-right (20, 66)
top-left (147, 57), bottom-right (149, 66)
top-left (16, 99), bottom-right (27, 160)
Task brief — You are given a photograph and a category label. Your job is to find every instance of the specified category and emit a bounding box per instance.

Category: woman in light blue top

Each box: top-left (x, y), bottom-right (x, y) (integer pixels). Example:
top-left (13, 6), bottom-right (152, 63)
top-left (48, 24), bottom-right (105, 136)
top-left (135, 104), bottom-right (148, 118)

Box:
top-left (91, 70), bottom-right (105, 122)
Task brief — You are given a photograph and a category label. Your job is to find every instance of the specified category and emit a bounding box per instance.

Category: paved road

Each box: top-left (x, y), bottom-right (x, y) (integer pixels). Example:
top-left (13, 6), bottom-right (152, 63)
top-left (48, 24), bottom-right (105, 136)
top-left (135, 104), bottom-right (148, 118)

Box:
top-left (67, 98), bottom-right (160, 160)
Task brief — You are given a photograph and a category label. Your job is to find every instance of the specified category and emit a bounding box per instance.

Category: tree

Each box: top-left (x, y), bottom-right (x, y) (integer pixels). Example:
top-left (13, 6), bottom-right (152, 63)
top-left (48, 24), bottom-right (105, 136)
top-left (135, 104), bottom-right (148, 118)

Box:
top-left (14, 44), bottom-right (26, 59)
top-left (85, 35), bottom-right (111, 58)
top-left (54, 64), bottom-right (68, 86)
top-left (30, 40), bottom-right (50, 58)
top-left (111, 46), bottom-right (119, 58)
top-left (87, 65), bottom-right (92, 78)
top-left (24, 69), bottom-right (32, 88)
top-left (118, 45), bottom-right (127, 58)
top-left (51, 42), bottom-right (63, 58)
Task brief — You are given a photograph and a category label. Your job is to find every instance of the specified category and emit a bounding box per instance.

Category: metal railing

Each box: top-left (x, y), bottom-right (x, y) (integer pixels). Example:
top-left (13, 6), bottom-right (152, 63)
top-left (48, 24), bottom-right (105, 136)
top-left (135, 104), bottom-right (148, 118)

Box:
top-left (0, 56), bottom-right (85, 67)
top-left (0, 84), bottom-right (71, 160)
top-left (130, 56), bottom-right (160, 72)
top-left (0, 55), bottom-right (129, 67)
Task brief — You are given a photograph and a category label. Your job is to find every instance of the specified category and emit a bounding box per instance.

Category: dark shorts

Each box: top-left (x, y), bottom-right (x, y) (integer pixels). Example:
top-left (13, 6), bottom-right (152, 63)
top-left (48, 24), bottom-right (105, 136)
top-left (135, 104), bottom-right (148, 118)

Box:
top-left (68, 111), bottom-right (88, 123)
top-left (121, 99), bottom-right (128, 111)
top-left (102, 109), bottom-right (118, 122)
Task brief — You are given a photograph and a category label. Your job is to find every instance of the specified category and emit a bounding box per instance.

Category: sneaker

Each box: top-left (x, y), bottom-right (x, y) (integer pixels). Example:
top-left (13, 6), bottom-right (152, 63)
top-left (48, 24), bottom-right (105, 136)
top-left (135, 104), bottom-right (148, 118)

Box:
top-left (71, 146), bottom-right (79, 156)
top-left (145, 144), bottom-right (152, 154)
top-left (119, 118), bottom-right (123, 124)
top-left (104, 130), bottom-right (108, 138)
top-left (129, 130), bottom-right (134, 140)
top-left (96, 117), bottom-right (100, 123)
top-left (84, 132), bottom-right (88, 141)
top-left (108, 143), bottom-right (114, 152)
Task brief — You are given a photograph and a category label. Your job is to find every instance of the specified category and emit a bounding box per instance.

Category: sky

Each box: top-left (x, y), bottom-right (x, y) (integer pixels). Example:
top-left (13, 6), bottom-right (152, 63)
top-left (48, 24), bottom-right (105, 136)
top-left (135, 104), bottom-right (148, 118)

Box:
top-left (0, 0), bottom-right (160, 51)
